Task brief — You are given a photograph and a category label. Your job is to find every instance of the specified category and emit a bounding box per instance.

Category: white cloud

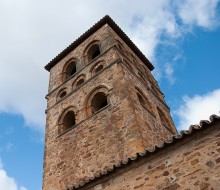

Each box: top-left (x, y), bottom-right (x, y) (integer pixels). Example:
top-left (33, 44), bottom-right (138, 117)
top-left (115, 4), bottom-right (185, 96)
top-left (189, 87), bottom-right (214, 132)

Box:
top-left (0, 158), bottom-right (27, 190)
top-left (0, 0), bottom-right (219, 131)
top-left (20, 187), bottom-right (27, 190)
top-left (175, 89), bottom-right (220, 131)
top-left (176, 0), bottom-right (220, 29)
top-left (164, 63), bottom-right (176, 85)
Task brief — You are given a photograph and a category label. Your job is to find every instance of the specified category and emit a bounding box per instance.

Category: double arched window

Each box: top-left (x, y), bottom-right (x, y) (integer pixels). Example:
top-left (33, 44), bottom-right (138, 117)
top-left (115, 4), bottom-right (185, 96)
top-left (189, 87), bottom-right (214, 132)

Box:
top-left (57, 86), bottom-right (110, 135)
top-left (61, 41), bottom-right (102, 84)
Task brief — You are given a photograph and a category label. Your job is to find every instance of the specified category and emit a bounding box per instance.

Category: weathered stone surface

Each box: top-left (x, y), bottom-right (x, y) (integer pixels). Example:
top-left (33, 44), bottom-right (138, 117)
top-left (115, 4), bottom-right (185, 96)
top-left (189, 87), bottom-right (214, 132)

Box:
top-left (88, 123), bottom-right (220, 190)
top-left (42, 17), bottom-right (214, 190)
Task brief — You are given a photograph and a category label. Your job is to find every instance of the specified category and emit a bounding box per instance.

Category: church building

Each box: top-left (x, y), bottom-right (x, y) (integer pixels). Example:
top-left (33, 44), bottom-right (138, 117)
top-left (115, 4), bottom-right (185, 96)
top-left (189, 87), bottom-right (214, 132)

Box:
top-left (42, 16), bottom-right (220, 190)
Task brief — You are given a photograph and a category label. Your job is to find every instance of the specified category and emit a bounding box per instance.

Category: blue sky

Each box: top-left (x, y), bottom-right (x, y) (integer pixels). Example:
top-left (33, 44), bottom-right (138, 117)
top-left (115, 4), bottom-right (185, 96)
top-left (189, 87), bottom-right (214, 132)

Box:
top-left (0, 1), bottom-right (220, 189)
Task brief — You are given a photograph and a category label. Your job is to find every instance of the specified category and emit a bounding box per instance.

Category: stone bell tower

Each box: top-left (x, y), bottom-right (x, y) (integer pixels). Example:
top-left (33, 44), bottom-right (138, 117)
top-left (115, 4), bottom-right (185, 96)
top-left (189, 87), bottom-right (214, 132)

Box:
top-left (42, 16), bottom-right (177, 190)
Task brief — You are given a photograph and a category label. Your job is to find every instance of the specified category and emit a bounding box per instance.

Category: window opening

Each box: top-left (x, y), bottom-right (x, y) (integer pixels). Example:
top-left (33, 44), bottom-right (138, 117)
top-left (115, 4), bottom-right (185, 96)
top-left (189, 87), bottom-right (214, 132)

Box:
top-left (59, 91), bottom-right (67, 99)
top-left (91, 92), bottom-right (108, 113)
top-left (76, 79), bottom-right (84, 87)
top-left (88, 44), bottom-right (100, 61)
top-left (95, 65), bottom-right (103, 74)
top-left (66, 61), bottom-right (76, 79)
top-left (63, 111), bottom-right (75, 131)
top-left (92, 49), bottom-right (100, 59)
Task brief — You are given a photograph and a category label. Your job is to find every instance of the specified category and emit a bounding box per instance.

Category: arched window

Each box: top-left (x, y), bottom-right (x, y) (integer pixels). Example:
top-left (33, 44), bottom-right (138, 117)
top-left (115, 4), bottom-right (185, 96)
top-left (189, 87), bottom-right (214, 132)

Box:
top-left (87, 44), bottom-right (101, 62)
top-left (59, 91), bottom-right (67, 99)
top-left (57, 88), bottom-right (67, 101)
top-left (64, 60), bottom-right (77, 81)
top-left (76, 79), bottom-right (84, 87)
top-left (85, 86), bottom-right (110, 116)
top-left (90, 61), bottom-right (105, 77)
top-left (58, 110), bottom-right (76, 134)
top-left (91, 92), bottom-right (108, 113)
top-left (95, 65), bottom-right (103, 74)
top-left (72, 74), bottom-right (86, 89)
top-left (63, 111), bottom-right (75, 128)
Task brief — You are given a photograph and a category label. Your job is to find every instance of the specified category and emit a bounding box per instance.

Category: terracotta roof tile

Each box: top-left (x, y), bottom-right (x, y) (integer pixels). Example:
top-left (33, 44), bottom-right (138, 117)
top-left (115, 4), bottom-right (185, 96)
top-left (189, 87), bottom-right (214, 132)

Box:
top-left (71, 114), bottom-right (220, 189)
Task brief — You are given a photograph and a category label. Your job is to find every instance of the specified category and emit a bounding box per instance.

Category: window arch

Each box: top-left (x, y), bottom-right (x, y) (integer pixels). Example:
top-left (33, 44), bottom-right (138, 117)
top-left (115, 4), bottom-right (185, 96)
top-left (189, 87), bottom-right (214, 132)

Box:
top-left (84, 41), bottom-right (101, 64)
top-left (76, 79), bottom-right (84, 87)
top-left (63, 59), bottom-right (77, 81)
top-left (57, 88), bottom-right (68, 101)
top-left (91, 92), bottom-right (108, 113)
top-left (95, 65), bottom-right (103, 74)
top-left (58, 107), bottom-right (76, 135)
top-left (90, 61), bottom-right (105, 76)
top-left (85, 86), bottom-right (110, 116)
top-left (88, 44), bottom-right (100, 61)
top-left (72, 74), bottom-right (86, 89)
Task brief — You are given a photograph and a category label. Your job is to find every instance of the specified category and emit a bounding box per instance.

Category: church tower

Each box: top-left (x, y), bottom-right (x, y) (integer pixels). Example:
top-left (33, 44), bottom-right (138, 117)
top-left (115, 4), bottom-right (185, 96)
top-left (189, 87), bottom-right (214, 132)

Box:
top-left (42, 16), bottom-right (177, 190)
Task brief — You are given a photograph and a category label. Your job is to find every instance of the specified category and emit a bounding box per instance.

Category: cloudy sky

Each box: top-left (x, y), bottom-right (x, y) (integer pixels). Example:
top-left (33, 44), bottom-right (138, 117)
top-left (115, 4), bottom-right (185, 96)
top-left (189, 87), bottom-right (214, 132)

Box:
top-left (0, 0), bottom-right (220, 189)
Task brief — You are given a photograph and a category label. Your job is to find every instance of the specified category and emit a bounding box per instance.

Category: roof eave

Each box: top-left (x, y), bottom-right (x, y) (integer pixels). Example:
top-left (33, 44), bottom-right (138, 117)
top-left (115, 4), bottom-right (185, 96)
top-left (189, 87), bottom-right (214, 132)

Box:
top-left (45, 15), bottom-right (154, 72)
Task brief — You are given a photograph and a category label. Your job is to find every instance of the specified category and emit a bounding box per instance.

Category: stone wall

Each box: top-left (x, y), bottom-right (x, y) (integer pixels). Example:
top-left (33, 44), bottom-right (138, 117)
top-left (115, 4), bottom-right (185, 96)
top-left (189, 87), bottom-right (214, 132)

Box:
top-left (85, 120), bottom-right (220, 190)
top-left (43, 23), bottom-right (178, 190)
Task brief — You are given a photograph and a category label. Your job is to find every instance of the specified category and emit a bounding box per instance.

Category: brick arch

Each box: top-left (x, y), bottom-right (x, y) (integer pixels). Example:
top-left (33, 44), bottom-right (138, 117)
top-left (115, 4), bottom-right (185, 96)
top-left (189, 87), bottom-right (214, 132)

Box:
top-left (84, 40), bottom-right (101, 64)
top-left (89, 60), bottom-right (106, 77)
top-left (72, 74), bottom-right (86, 89)
top-left (56, 87), bottom-right (68, 102)
top-left (62, 58), bottom-right (78, 82)
top-left (57, 106), bottom-right (77, 135)
top-left (85, 85), bottom-right (111, 116)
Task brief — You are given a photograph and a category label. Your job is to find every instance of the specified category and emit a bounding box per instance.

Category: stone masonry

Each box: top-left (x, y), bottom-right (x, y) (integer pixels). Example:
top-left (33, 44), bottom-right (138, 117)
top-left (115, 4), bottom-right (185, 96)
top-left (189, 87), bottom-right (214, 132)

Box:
top-left (42, 16), bottom-right (220, 190)
top-left (80, 116), bottom-right (220, 190)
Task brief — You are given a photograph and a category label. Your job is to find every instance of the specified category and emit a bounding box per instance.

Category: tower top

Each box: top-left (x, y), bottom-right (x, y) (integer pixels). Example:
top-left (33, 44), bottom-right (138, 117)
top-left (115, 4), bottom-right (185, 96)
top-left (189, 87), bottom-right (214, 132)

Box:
top-left (45, 15), bottom-right (154, 71)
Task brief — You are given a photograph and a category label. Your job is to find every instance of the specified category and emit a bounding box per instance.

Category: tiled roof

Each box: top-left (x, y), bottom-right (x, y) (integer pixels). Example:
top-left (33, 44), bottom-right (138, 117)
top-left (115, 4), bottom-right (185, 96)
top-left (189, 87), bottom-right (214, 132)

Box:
top-left (72, 114), bottom-right (220, 189)
top-left (45, 15), bottom-right (154, 71)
